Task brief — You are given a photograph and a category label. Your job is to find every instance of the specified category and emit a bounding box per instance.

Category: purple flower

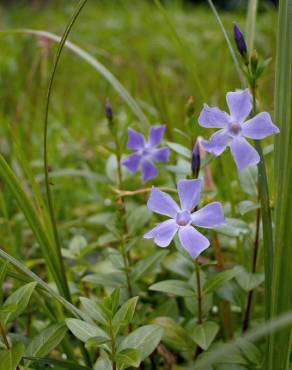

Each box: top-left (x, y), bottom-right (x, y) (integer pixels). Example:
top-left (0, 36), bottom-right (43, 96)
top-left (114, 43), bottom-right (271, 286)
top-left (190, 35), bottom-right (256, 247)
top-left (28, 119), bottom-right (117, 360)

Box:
top-left (198, 89), bottom-right (280, 171)
top-left (144, 179), bottom-right (226, 258)
top-left (122, 125), bottom-right (169, 183)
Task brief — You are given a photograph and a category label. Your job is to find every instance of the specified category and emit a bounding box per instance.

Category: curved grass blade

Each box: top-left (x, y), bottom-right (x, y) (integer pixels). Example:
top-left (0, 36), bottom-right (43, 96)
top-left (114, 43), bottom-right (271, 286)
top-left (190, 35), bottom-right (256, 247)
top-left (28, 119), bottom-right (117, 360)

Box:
top-left (269, 0), bottom-right (292, 368)
top-left (0, 28), bottom-right (149, 127)
top-left (206, 0), bottom-right (245, 87)
top-left (0, 249), bottom-right (89, 322)
top-left (42, 0), bottom-right (90, 303)
top-left (194, 311), bottom-right (292, 368)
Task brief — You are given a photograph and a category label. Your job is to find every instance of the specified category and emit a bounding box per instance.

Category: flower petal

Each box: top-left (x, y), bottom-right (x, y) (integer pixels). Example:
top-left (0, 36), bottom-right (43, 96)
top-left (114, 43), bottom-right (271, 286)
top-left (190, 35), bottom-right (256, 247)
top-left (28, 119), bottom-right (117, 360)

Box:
top-left (242, 112), bottom-right (280, 139)
top-left (178, 226), bottom-right (210, 258)
top-left (141, 159), bottom-right (158, 183)
top-left (226, 89), bottom-right (252, 123)
top-left (152, 147), bottom-right (170, 162)
top-left (147, 187), bottom-right (179, 217)
top-left (149, 125), bottom-right (166, 147)
top-left (230, 137), bottom-right (260, 171)
top-left (144, 219), bottom-right (178, 247)
top-left (177, 179), bottom-right (202, 212)
top-left (201, 129), bottom-right (230, 156)
top-left (127, 128), bottom-right (145, 150)
top-left (122, 153), bottom-right (142, 173)
top-left (198, 104), bottom-right (230, 128)
top-left (191, 202), bottom-right (226, 228)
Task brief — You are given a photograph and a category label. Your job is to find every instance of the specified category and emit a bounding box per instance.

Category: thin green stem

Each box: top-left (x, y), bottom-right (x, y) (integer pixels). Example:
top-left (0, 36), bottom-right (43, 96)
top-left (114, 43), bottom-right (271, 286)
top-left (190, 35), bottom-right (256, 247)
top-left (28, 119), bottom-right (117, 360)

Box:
top-left (43, 0), bottom-right (89, 302)
top-left (112, 125), bottom-right (133, 299)
top-left (195, 259), bottom-right (202, 325)
top-left (109, 320), bottom-right (117, 370)
top-left (250, 84), bottom-right (274, 322)
top-left (242, 200), bottom-right (261, 332)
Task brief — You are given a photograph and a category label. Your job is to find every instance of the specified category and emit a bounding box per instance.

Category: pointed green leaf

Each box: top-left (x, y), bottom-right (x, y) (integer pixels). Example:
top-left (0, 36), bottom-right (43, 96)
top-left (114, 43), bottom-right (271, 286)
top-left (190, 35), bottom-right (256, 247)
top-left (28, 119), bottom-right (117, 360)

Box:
top-left (24, 323), bottom-right (67, 368)
top-left (2, 282), bottom-right (37, 324)
top-left (113, 296), bottom-right (139, 330)
top-left (118, 325), bottom-right (163, 362)
top-left (149, 280), bottom-right (195, 297)
top-left (66, 318), bottom-right (108, 342)
top-left (190, 321), bottom-right (219, 350)
top-left (116, 348), bottom-right (141, 368)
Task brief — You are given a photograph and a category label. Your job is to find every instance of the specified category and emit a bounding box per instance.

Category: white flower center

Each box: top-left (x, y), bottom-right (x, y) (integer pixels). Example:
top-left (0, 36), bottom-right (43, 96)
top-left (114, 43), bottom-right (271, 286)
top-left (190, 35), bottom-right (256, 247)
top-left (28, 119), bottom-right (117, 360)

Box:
top-left (176, 210), bottom-right (191, 226)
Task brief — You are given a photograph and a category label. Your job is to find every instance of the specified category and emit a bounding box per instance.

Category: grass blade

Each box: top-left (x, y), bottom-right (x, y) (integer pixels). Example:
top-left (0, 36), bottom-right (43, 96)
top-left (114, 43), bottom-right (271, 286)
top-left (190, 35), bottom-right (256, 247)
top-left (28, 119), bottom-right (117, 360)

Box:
top-left (0, 28), bottom-right (149, 127)
top-left (269, 0), bottom-right (292, 368)
top-left (0, 154), bottom-right (67, 296)
top-left (206, 0), bottom-right (245, 87)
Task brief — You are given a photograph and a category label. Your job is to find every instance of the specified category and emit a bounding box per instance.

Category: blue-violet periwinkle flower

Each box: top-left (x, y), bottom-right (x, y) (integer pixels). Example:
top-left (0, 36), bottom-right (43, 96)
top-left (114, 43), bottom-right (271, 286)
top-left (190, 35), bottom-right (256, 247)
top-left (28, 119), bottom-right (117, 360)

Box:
top-left (144, 179), bottom-right (226, 258)
top-left (198, 89), bottom-right (280, 171)
top-left (122, 125), bottom-right (169, 183)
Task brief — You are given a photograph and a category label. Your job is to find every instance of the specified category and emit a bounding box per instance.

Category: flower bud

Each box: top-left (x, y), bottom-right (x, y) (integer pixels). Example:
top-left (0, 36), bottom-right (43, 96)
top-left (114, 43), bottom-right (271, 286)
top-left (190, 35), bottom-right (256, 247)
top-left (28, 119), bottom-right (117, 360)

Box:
top-left (192, 138), bottom-right (201, 178)
top-left (250, 49), bottom-right (258, 75)
top-left (233, 23), bottom-right (248, 60)
top-left (105, 99), bottom-right (113, 122)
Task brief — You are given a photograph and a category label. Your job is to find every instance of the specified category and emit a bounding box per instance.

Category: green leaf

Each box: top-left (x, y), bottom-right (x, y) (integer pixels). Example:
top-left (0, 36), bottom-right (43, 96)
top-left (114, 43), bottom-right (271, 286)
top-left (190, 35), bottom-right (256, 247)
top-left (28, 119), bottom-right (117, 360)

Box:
top-left (69, 235), bottom-right (88, 256)
top-left (82, 273), bottom-right (126, 288)
top-left (131, 250), bottom-right (168, 282)
top-left (66, 319), bottom-right (109, 342)
top-left (213, 218), bottom-right (249, 237)
top-left (234, 266), bottom-right (264, 292)
top-left (118, 325), bottom-right (163, 363)
top-left (94, 355), bottom-right (112, 370)
top-left (190, 321), bottom-right (219, 350)
top-left (237, 201), bottom-right (259, 216)
top-left (80, 297), bottom-right (108, 325)
top-left (238, 165), bottom-right (258, 196)
top-left (151, 317), bottom-right (195, 352)
top-left (116, 348), bottom-right (141, 368)
top-left (24, 323), bottom-right (67, 368)
top-left (113, 296), bottom-right (139, 330)
top-left (203, 270), bottom-right (237, 295)
top-left (0, 342), bottom-right (25, 370)
top-left (127, 206), bottom-right (152, 234)
top-left (149, 280), bottom-right (195, 297)
top-left (167, 142), bottom-right (191, 158)
top-left (2, 282), bottom-right (37, 324)
top-left (85, 336), bottom-right (111, 349)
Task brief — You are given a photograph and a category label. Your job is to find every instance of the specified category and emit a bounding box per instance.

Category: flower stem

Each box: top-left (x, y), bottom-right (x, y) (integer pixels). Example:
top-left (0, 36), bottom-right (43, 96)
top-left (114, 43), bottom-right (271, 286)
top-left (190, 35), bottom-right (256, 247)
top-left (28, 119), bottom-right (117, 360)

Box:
top-left (250, 83), bottom-right (274, 322)
top-left (109, 320), bottom-right (117, 370)
top-left (113, 127), bottom-right (133, 299)
top-left (213, 233), bottom-right (233, 339)
top-left (195, 259), bottom-right (203, 325)
top-left (242, 195), bottom-right (261, 332)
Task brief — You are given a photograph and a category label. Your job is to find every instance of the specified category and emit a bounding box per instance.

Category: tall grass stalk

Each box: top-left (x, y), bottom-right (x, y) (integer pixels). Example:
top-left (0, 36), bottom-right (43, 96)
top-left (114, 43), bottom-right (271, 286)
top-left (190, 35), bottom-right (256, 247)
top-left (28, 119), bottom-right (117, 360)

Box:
top-left (269, 0), bottom-right (292, 368)
top-left (245, 0), bottom-right (258, 52)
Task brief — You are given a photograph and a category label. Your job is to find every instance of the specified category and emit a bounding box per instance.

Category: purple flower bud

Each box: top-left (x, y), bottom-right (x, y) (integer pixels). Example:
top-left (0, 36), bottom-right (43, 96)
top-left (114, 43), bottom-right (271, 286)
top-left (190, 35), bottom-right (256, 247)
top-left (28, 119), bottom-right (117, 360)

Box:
top-left (105, 99), bottom-right (113, 121)
top-left (192, 139), bottom-right (201, 178)
top-left (233, 23), bottom-right (247, 58)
